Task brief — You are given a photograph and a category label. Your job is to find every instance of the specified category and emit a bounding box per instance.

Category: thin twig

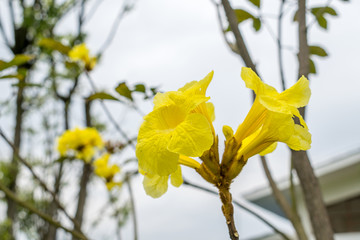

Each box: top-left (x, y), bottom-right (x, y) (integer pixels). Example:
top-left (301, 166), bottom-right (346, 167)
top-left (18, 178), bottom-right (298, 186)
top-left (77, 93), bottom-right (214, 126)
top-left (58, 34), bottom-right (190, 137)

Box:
top-left (85, 71), bottom-right (135, 149)
top-left (0, 13), bottom-right (11, 47)
top-left (210, 0), bottom-right (239, 54)
top-left (0, 128), bottom-right (83, 233)
top-left (0, 180), bottom-right (88, 240)
top-left (8, 0), bottom-right (16, 37)
top-left (183, 179), bottom-right (291, 240)
top-left (295, 0), bottom-right (334, 239)
top-left (260, 156), bottom-right (307, 240)
top-left (278, 0), bottom-right (286, 91)
top-left (98, 0), bottom-right (134, 53)
top-left (82, 0), bottom-right (104, 24)
top-left (125, 174), bottom-right (138, 240)
top-left (220, 0), bottom-right (257, 71)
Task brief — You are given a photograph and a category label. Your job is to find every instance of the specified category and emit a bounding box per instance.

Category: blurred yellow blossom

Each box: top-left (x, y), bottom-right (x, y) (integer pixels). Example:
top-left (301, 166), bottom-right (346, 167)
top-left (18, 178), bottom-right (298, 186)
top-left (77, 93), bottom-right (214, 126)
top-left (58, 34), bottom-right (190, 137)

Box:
top-left (57, 127), bottom-right (103, 162)
top-left (94, 153), bottom-right (122, 190)
top-left (68, 43), bottom-right (97, 71)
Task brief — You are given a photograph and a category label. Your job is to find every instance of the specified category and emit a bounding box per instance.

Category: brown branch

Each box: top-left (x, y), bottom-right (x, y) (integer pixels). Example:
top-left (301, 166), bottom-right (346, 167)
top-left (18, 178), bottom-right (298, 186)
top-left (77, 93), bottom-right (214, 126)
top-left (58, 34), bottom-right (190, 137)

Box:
top-left (84, 72), bottom-right (135, 149)
top-left (295, 1), bottom-right (334, 239)
top-left (183, 179), bottom-right (291, 240)
top-left (0, 128), bottom-right (84, 235)
top-left (98, 0), bottom-right (134, 53)
top-left (218, 2), bottom-right (309, 239)
top-left (0, 13), bottom-right (11, 47)
top-left (278, 0), bottom-right (286, 91)
top-left (220, 0), bottom-right (257, 71)
top-left (218, 185), bottom-right (239, 240)
top-left (72, 99), bottom-right (93, 240)
top-left (125, 174), bottom-right (138, 240)
top-left (260, 156), bottom-right (308, 240)
top-left (0, 181), bottom-right (88, 240)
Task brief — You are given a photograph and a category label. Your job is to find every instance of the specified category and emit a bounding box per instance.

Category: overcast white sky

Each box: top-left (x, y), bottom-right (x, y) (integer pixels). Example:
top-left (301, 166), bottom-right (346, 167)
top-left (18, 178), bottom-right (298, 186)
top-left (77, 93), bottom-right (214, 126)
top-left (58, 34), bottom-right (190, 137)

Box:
top-left (1, 0), bottom-right (360, 239)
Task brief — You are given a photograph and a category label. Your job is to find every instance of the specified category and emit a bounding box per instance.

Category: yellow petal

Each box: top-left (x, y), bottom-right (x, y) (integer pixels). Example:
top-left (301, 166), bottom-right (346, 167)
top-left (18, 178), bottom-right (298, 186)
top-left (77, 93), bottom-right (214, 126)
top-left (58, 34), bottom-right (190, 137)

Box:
top-left (142, 173), bottom-right (168, 198)
top-left (259, 142), bottom-right (277, 156)
top-left (179, 71), bottom-right (213, 96)
top-left (167, 113), bottom-right (213, 157)
top-left (136, 132), bottom-right (179, 176)
top-left (170, 166), bottom-right (183, 187)
top-left (286, 124), bottom-right (312, 151)
top-left (278, 76), bottom-right (311, 108)
top-left (259, 95), bottom-right (292, 115)
top-left (206, 102), bottom-right (215, 122)
top-left (241, 67), bottom-right (278, 96)
top-left (234, 98), bottom-right (267, 142)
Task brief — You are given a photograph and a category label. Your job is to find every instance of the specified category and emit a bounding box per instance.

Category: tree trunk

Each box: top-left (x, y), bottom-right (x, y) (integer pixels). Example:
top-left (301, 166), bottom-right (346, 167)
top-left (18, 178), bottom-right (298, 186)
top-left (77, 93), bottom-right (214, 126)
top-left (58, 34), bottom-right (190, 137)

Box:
top-left (295, 1), bottom-right (334, 239)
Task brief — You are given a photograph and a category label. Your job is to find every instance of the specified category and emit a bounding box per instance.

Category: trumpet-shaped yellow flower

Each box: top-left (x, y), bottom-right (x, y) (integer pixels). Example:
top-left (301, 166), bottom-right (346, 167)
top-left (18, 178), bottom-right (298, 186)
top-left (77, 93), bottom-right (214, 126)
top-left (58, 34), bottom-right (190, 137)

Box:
top-left (136, 71), bottom-right (215, 178)
top-left (68, 43), bottom-right (97, 71)
top-left (236, 111), bottom-right (311, 161)
top-left (234, 67), bottom-right (311, 160)
top-left (94, 153), bottom-right (122, 190)
top-left (57, 127), bottom-right (103, 162)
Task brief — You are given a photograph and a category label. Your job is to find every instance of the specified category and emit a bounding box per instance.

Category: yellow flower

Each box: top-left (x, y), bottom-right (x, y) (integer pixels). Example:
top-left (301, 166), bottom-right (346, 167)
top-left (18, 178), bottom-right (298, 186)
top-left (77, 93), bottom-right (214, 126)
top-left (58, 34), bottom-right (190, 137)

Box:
top-left (140, 165), bottom-right (183, 198)
top-left (94, 153), bottom-right (122, 190)
top-left (136, 71), bottom-right (215, 177)
top-left (94, 153), bottom-right (120, 178)
top-left (68, 43), bottom-right (97, 71)
top-left (57, 127), bottom-right (103, 162)
top-left (234, 67), bottom-right (311, 160)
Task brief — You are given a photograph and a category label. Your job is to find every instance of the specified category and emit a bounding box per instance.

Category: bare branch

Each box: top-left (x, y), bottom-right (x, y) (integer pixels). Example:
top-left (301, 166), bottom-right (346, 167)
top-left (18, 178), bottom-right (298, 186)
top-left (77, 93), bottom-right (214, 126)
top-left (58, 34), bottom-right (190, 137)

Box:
top-left (98, 0), bottom-right (135, 54)
top-left (0, 180), bottom-right (88, 240)
top-left (0, 128), bottom-right (84, 237)
top-left (294, 1), bottom-right (334, 239)
top-left (183, 179), bottom-right (291, 240)
top-left (82, 0), bottom-right (104, 24)
top-left (85, 71), bottom-right (136, 149)
top-left (220, 0), bottom-right (257, 71)
top-left (260, 156), bottom-right (307, 240)
top-left (125, 174), bottom-right (138, 240)
top-left (278, 0), bottom-right (286, 91)
top-left (0, 13), bottom-right (11, 47)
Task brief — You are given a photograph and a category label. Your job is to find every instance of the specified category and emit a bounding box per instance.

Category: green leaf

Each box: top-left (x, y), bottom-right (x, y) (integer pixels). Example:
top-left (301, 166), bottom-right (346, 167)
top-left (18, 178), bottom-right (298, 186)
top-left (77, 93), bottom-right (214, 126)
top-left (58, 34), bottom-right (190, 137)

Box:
top-left (293, 10), bottom-right (298, 22)
top-left (38, 38), bottom-right (71, 55)
top-left (234, 9), bottom-right (254, 23)
top-left (0, 55), bottom-right (34, 71)
top-left (248, 0), bottom-right (261, 8)
top-left (316, 15), bottom-right (328, 29)
top-left (87, 92), bottom-right (119, 101)
top-left (134, 84), bottom-right (146, 93)
top-left (310, 7), bottom-right (337, 29)
top-left (311, 7), bottom-right (338, 17)
top-left (309, 45), bottom-right (328, 57)
top-left (252, 17), bottom-right (261, 31)
top-left (115, 82), bottom-right (133, 101)
top-left (309, 58), bottom-right (316, 74)
top-left (150, 87), bottom-right (158, 96)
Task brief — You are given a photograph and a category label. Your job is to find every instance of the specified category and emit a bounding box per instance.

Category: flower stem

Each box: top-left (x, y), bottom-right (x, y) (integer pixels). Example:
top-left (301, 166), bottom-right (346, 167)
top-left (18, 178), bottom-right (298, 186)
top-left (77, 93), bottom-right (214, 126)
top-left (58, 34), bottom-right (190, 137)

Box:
top-left (218, 185), bottom-right (239, 240)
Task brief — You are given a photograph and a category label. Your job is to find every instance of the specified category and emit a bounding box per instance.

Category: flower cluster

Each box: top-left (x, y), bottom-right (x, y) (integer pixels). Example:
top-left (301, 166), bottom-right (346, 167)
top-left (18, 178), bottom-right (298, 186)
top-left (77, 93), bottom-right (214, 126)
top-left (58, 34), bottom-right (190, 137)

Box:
top-left (94, 153), bottom-right (122, 190)
top-left (57, 127), bottom-right (104, 162)
top-left (136, 67), bottom-right (311, 198)
top-left (68, 43), bottom-right (97, 71)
